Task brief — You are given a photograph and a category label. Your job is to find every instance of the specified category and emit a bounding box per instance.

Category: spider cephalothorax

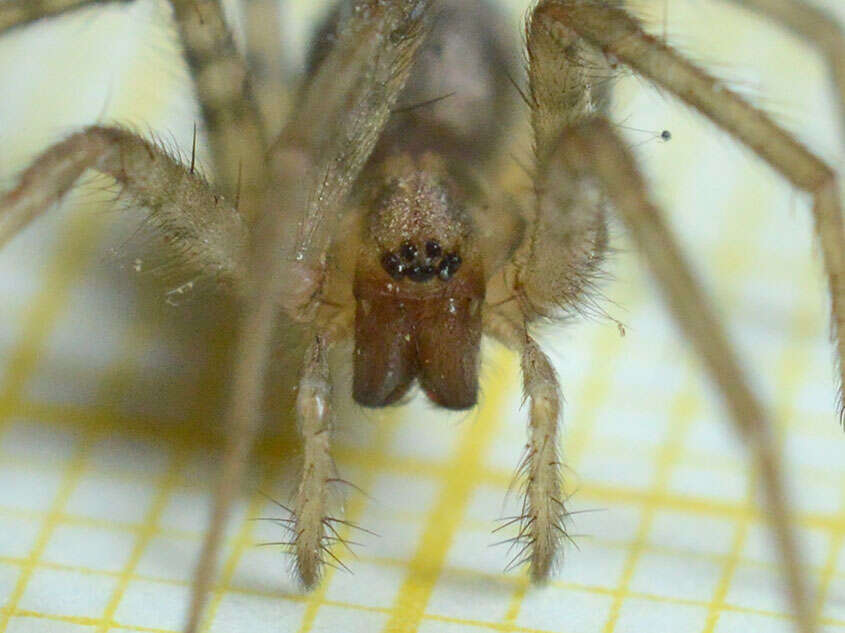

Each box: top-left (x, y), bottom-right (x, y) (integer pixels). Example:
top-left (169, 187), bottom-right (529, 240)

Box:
top-left (353, 153), bottom-right (485, 409)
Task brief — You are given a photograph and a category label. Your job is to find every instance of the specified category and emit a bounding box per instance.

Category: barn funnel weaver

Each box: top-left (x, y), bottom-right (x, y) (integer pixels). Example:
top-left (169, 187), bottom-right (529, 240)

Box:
top-left (0, 5), bottom-right (840, 632)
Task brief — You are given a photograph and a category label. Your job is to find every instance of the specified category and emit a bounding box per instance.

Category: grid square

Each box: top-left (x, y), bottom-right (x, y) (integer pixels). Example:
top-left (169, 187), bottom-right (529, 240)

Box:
top-left (555, 540), bottom-right (627, 590)
top-left (668, 463), bottom-right (748, 505)
top-left (0, 562), bottom-right (21, 608)
top-left (343, 514), bottom-right (425, 563)
top-left (566, 502), bottom-right (642, 545)
top-left (0, 464), bottom-right (65, 513)
top-left (42, 524), bottom-right (136, 573)
top-left (113, 579), bottom-right (191, 631)
top-left (516, 585), bottom-right (613, 632)
top-left (592, 404), bottom-right (671, 449)
top-left (821, 573), bottom-right (845, 621)
top-left (367, 473), bottom-right (439, 518)
top-left (628, 550), bottom-right (722, 601)
top-left (614, 597), bottom-right (708, 632)
top-left (647, 510), bottom-right (735, 557)
top-left (64, 473), bottom-right (156, 524)
top-left (5, 617), bottom-right (95, 633)
top-left (683, 411), bottom-right (746, 463)
top-left (741, 523), bottom-right (830, 570)
top-left (210, 593), bottom-right (307, 633)
top-left (462, 483), bottom-right (515, 525)
top-left (713, 610), bottom-right (796, 633)
top-left (444, 527), bottom-right (520, 577)
top-left (785, 430), bottom-right (845, 475)
top-left (0, 514), bottom-right (40, 559)
top-left (24, 363), bottom-right (103, 410)
top-left (577, 450), bottom-right (657, 491)
top-left (307, 604), bottom-right (388, 633)
top-left (424, 570), bottom-right (511, 623)
top-left (324, 561), bottom-right (403, 609)
top-left (229, 545), bottom-right (301, 595)
top-left (0, 419), bottom-right (80, 464)
top-left (158, 488), bottom-right (247, 538)
top-left (724, 562), bottom-right (788, 613)
top-left (17, 568), bottom-right (118, 618)
top-left (134, 534), bottom-right (202, 583)
top-left (388, 399), bottom-right (459, 461)
top-left (781, 477), bottom-right (842, 516)
top-left (85, 435), bottom-right (172, 477)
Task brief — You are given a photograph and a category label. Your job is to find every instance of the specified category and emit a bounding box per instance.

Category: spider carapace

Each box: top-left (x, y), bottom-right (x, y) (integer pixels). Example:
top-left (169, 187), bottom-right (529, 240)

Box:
top-left (352, 152), bottom-right (485, 410)
top-left (313, 1), bottom-right (516, 411)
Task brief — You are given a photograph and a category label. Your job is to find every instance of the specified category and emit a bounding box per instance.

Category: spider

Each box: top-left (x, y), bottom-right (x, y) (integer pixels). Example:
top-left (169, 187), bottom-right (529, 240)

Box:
top-left (0, 0), bottom-right (843, 632)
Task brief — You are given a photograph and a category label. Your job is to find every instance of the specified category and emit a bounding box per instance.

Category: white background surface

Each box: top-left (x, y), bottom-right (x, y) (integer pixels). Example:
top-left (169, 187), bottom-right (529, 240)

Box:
top-left (0, 0), bottom-right (843, 632)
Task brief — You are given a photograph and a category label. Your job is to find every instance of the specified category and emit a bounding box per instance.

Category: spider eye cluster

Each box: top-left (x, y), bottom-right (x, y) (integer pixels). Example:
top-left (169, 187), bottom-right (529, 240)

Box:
top-left (380, 239), bottom-right (462, 282)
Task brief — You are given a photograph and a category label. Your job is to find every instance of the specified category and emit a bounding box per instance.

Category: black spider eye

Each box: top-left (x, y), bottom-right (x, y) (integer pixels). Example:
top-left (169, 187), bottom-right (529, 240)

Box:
top-left (406, 264), bottom-right (437, 282)
top-left (438, 253), bottom-right (462, 280)
top-left (425, 240), bottom-right (442, 260)
top-left (381, 252), bottom-right (405, 279)
top-left (400, 241), bottom-right (418, 261)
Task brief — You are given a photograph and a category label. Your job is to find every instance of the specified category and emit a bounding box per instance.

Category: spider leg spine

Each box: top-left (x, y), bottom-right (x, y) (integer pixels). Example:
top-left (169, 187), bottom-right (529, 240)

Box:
top-left (0, 125), bottom-right (248, 289)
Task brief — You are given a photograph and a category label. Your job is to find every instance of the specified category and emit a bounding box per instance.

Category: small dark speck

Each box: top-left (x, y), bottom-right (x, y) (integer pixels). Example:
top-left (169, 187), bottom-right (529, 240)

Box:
top-left (407, 265), bottom-right (437, 283)
top-left (381, 252), bottom-right (405, 279)
top-left (438, 253), bottom-right (461, 281)
top-left (400, 241), bottom-right (418, 262)
top-left (425, 240), bottom-right (442, 260)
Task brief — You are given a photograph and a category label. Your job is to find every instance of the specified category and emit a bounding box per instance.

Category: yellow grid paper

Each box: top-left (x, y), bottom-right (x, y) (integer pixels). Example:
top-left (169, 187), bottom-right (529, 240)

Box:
top-left (0, 1), bottom-right (843, 632)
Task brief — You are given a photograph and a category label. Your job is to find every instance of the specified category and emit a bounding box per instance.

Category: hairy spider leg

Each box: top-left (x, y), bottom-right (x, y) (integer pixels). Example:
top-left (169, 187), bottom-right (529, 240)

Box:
top-left (184, 2), bottom-right (435, 630)
top-left (722, 0), bottom-right (844, 144)
top-left (0, 0), bottom-right (131, 33)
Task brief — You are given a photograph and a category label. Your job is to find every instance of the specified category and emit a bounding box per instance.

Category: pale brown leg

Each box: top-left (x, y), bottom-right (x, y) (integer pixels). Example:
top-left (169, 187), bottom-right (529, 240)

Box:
top-left (551, 116), bottom-right (814, 633)
top-left (722, 0), bottom-right (845, 142)
top-left (292, 335), bottom-right (337, 588)
top-left (0, 125), bottom-right (247, 287)
top-left (166, 0), bottom-right (268, 219)
top-left (242, 0), bottom-right (287, 138)
top-left (273, 0), bottom-right (434, 269)
top-left (486, 316), bottom-right (566, 581)
top-left (0, 0), bottom-right (130, 33)
top-left (184, 3), bottom-right (435, 627)
top-left (532, 0), bottom-right (845, 426)
top-left (182, 143), bottom-right (309, 633)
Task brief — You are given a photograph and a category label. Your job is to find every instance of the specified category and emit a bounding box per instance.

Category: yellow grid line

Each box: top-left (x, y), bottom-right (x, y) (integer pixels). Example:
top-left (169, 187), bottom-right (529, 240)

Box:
top-left (0, 1), bottom-right (842, 632)
top-left (0, 435), bottom-right (98, 630)
top-left (10, 396), bottom-right (845, 487)
top-left (699, 174), bottom-right (767, 633)
top-left (9, 401), bottom-right (845, 548)
top-left (11, 409), bottom-right (845, 537)
top-left (0, 202), bottom-right (112, 631)
top-left (97, 454), bottom-right (184, 632)
top-left (382, 351), bottom-right (517, 633)
top-left (498, 288), bottom-right (642, 631)
top-left (7, 563), bottom-right (845, 633)
top-left (601, 390), bottom-right (700, 632)
top-left (696, 161), bottom-right (817, 631)
top-left (814, 495), bottom-right (845, 618)
top-left (88, 291), bottom-right (188, 632)
top-left (701, 483), bottom-right (754, 631)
